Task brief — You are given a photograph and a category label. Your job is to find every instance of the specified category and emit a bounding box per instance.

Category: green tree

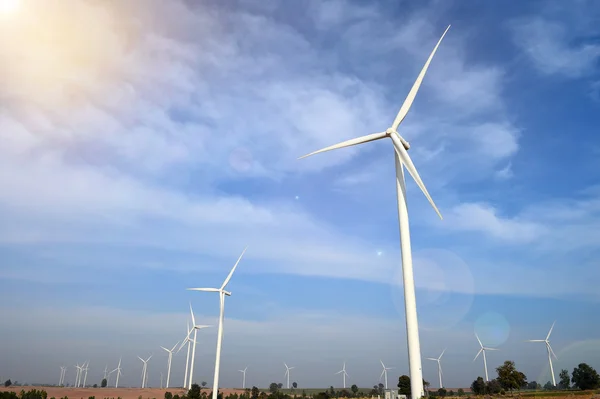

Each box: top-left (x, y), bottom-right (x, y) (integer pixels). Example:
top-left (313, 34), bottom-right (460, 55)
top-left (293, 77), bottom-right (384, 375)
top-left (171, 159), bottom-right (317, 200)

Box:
top-left (277, 383), bottom-right (283, 390)
top-left (5, 380), bottom-right (12, 387)
top-left (202, 382), bottom-right (207, 388)
top-left (398, 376), bottom-right (411, 396)
top-left (293, 382), bottom-right (298, 390)
top-left (437, 388), bottom-right (447, 397)
top-left (165, 392), bottom-right (173, 399)
top-left (496, 361), bottom-right (527, 393)
top-left (471, 377), bottom-right (485, 395)
top-left (447, 390), bottom-right (454, 397)
top-left (559, 369), bottom-right (570, 390)
top-left (457, 388), bottom-right (464, 396)
top-left (101, 379), bottom-right (107, 388)
top-left (251, 386), bottom-right (259, 399)
top-left (189, 384), bottom-right (202, 399)
top-left (543, 381), bottom-right (554, 390)
top-left (486, 380), bottom-right (502, 395)
top-left (269, 383), bottom-right (279, 394)
top-left (571, 363), bottom-right (600, 390)
top-left (350, 385), bottom-right (358, 396)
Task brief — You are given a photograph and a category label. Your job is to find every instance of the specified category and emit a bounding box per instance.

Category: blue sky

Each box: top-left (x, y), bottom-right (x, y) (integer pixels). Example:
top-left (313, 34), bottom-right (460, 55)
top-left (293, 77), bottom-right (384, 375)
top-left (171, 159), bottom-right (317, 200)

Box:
top-left (1, 0), bottom-right (599, 390)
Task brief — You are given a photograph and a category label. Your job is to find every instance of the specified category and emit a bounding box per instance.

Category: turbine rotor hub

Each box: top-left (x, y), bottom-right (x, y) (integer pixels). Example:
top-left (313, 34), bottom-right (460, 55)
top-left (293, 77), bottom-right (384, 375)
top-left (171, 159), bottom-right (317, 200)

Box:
top-left (385, 128), bottom-right (410, 150)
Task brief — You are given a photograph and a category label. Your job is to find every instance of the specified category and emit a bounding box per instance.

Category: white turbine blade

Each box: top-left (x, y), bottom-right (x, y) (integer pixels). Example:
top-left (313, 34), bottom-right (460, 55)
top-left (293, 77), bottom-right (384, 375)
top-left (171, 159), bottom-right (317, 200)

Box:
top-left (284, 363), bottom-right (288, 369)
top-left (379, 370), bottom-right (385, 380)
top-left (335, 370), bottom-right (343, 374)
top-left (170, 341), bottom-right (180, 352)
top-left (189, 303), bottom-right (196, 326)
top-left (546, 321), bottom-right (556, 341)
top-left (439, 348), bottom-right (446, 360)
top-left (187, 287), bottom-right (221, 293)
top-left (194, 324), bottom-right (212, 330)
top-left (161, 346), bottom-right (169, 352)
top-left (426, 358), bottom-right (437, 361)
top-left (138, 356), bottom-right (144, 362)
top-left (392, 136), bottom-right (442, 219)
top-left (391, 25), bottom-right (451, 131)
top-left (473, 348), bottom-right (483, 361)
top-left (344, 371), bottom-right (349, 377)
top-left (298, 132), bottom-right (388, 160)
top-left (527, 339), bottom-right (545, 342)
top-left (475, 333), bottom-right (483, 348)
top-left (290, 367), bottom-right (295, 370)
top-left (548, 343), bottom-right (558, 360)
top-left (221, 246), bottom-right (248, 290)
top-left (380, 360), bottom-right (385, 369)
top-left (484, 347), bottom-right (499, 351)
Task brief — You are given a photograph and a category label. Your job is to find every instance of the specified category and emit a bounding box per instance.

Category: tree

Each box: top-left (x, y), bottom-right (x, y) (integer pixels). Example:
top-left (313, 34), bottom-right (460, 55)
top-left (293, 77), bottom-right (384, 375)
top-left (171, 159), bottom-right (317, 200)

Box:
top-left (277, 383), bottom-right (283, 390)
top-left (378, 383), bottom-right (385, 395)
top-left (293, 382), bottom-right (298, 390)
top-left (189, 384), bottom-right (202, 399)
top-left (571, 363), bottom-right (600, 390)
top-left (398, 376), bottom-right (411, 396)
top-left (559, 369), bottom-right (570, 390)
top-left (527, 381), bottom-right (541, 390)
top-left (543, 381), bottom-right (554, 390)
top-left (269, 383), bottom-right (279, 394)
top-left (202, 382), bottom-right (208, 388)
top-left (437, 388), bottom-right (447, 397)
top-left (165, 392), bottom-right (173, 399)
top-left (457, 388), bottom-right (464, 396)
top-left (101, 379), bottom-right (107, 388)
top-left (486, 380), bottom-right (502, 395)
top-left (350, 385), bottom-right (358, 396)
top-left (496, 361), bottom-right (527, 393)
top-left (447, 390), bottom-right (454, 397)
top-left (471, 377), bottom-right (485, 395)
top-left (5, 380), bottom-right (12, 387)
top-left (251, 386), bottom-right (259, 399)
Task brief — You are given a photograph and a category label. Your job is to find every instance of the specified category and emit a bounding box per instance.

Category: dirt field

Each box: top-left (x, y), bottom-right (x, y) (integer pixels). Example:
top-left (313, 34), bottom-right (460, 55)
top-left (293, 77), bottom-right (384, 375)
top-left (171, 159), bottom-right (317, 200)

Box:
top-left (0, 386), bottom-right (247, 399)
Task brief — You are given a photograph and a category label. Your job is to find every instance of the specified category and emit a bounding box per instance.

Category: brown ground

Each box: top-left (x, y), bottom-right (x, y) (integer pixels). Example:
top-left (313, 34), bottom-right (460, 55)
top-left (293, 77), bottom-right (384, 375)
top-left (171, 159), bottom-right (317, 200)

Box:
top-left (1, 386), bottom-right (247, 399)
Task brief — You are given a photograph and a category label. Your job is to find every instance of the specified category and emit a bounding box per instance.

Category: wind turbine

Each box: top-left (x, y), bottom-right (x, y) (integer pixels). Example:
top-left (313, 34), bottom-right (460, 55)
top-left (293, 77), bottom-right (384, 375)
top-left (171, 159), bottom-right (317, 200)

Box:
top-left (284, 363), bottom-right (295, 389)
top-left (74, 364), bottom-right (81, 387)
top-left (103, 365), bottom-right (109, 383)
top-left (82, 361), bottom-right (89, 388)
top-left (335, 363), bottom-right (349, 389)
top-left (239, 367), bottom-right (248, 389)
top-left (527, 321), bottom-right (558, 386)
top-left (379, 361), bottom-right (394, 389)
top-left (111, 358), bottom-right (123, 388)
top-left (187, 247), bottom-right (248, 399)
top-left (177, 322), bottom-right (194, 389)
top-left (138, 355), bottom-right (152, 388)
top-left (161, 340), bottom-right (180, 388)
top-left (59, 366), bottom-right (66, 386)
top-left (298, 25), bottom-right (451, 399)
top-left (426, 349), bottom-right (446, 388)
top-left (473, 334), bottom-right (499, 382)
top-left (184, 304), bottom-right (211, 389)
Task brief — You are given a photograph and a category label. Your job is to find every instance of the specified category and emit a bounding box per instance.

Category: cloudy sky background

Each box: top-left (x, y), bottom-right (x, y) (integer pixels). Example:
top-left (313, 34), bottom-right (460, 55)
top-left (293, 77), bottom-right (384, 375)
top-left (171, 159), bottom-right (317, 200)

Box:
top-left (1, 0), bottom-right (599, 390)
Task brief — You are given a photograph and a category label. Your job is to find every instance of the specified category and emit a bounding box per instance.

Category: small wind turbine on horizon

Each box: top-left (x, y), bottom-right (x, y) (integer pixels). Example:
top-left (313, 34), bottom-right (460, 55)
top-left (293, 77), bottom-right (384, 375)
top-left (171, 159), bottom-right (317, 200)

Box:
top-left (379, 360), bottom-right (394, 389)
top-left (59, 366), bottom-right (66, 386)
top-left (527, 321), bottom-right (558, 386)
top-left (187, 246), bottom-right (248, 399)
top-left (74, 364), bottom-right (81, 387)
top-left (239, 367), bottom-right (248, 389)
top-left (298, 25), bottom-right (452, 399)
top-left (177, 321), bottom-right (194, 389)
top-left (473, 334), bottom-right (499, 382)
top-left (110, 358), bottom-right (123, 388)
top-left (335, 363), bottom-right (349, 389)
top-left (284, 363), bottom-right (295, 389)
top-left (161, 339), bottom-right (180, 388)
top-left (138, 355), bottom-right (152, 388)
top-left (426, 349), bottom-right (446, 388)
top-left (182, 304), bottom-right (211, 389)
top-left (82, 361), bottom-right (89, 388)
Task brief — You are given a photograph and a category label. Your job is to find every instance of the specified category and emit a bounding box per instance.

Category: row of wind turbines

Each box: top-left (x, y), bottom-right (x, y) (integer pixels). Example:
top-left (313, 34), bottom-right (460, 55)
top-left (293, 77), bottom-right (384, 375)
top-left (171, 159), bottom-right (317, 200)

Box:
top-left (427, 323), bottom-right (559, 389)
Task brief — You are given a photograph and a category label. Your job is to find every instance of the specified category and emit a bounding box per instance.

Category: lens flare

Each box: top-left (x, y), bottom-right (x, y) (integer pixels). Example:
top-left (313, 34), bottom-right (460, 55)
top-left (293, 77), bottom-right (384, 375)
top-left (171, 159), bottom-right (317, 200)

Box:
top-left (0, 0), bottom-right (20, 15)
top-left (474, 311), bottom-right (511, 347)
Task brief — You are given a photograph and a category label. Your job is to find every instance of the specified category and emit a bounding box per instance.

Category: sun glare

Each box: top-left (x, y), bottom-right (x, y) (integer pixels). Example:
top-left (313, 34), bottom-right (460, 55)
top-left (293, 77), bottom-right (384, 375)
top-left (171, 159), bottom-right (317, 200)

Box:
top-left (0, 0), bottom-right (20, 14)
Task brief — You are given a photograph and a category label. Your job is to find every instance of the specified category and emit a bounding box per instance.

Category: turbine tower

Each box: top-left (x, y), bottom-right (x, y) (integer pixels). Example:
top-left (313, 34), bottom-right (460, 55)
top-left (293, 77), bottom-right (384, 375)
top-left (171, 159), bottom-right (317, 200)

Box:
top-left (379, 361), bottom-right (394, 389)
top-left (187, 247), bottom-right (248, 399)
top-left (299, 25), bottom-right (451, 399)
top-left (239, 367), bottom-right (248, 389)
top-left (161, 340), bottom-right (180, 388)
top-left (473, 334), bottom-right (498, 382)
top-left (111, 358), bottom-right (123, 388)
top-left (177, 321), bottom-right (194, 389)
top-left (426, 349), bottom-right (446, 388)
top-left (527, 321), bottom-right (558, 386)
top-left (284, 363), bottom-right (295, 389)
top-left (335, 363), bottom-right (349, 389)
top-left (184, 304), bottom-right (211, 389)
top-left (138, 355), bottom-right (152, 388)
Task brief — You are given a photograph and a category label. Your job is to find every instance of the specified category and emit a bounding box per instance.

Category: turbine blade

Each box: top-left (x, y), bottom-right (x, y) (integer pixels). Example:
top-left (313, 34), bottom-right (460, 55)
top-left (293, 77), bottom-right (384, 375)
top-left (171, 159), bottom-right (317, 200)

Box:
top-left (548, 343), bottom-right (558, 360)
top-left (391, 25), bottom-right (451, 131)
top-left (221, 246), bottom-right (248, 290)
top-left (380, 370), bottom-right (385, 380)
top-left (439, 348), bottom-right (446, 359)
top-left (475, 333), bottom-right (483, 348)
top-left (473, 348), bottom-right (483, 362)
top-left (187, 287), bottom-right (221, 292)
top-left (392, 135), bottom-right (442, 219)
top-left (546, 321), bottom-right (556, 341)
top-left (298, 132), bottom-right (388, 160)
top-left (335, 370), bottom-right (343, 374)
top-left (484, 347), bottom-right (499, 351)
top-left (380, 360), bottom-right (385, 369)
top-left (161, 346), bottom-right (169, 352)
top-left (426, 358), bottom-right (437, 361)
top-left (528, 340), bottom-right (545, 342)
top-left (170, 341), bottom-right (180, 352)
top-left (189, 303), bottom-right (196, 326)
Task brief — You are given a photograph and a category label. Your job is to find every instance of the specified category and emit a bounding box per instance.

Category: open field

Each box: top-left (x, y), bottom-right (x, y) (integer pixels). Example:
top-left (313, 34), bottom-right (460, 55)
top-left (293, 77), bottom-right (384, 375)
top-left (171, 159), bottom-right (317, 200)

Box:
top-left (0, 386), bottom-right (244, 399)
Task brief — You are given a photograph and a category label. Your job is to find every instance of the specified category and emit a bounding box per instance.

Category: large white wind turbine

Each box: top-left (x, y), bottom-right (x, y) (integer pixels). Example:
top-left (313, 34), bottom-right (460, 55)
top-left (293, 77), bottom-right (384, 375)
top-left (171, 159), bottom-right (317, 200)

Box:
top-left (284, 363), bottom-right (295, 389)
top-left (111, 358), bottom-right (123, 388)
top-left (74, 364), bottom-right (81, 387)
top-left (138, 355), bottom-right (152, 388)
top-left (527, 321), bottom-right (558, 386)
top-left (184, 304), bottom-right (211, 389)
top-left (426, 349), bottom-right (446, 388)
top-left (473, 334), bottom-right (499, 382)
top-left (239, 367), bottom-right (248, 389)
top-left (335, 363), bottom-right (349, 389)
top-left (187, 247), bottom-right (248, 399)
top-left (161, 340), bottom-right (180, 389)
top-left (298, 25), bottom-right (451, 399)
top-left (379, 361), bottom-right (394, 389)
top-left (82, 361), bottom-right (89, 388)
top-left (177, 322), bottom-right (194, 389)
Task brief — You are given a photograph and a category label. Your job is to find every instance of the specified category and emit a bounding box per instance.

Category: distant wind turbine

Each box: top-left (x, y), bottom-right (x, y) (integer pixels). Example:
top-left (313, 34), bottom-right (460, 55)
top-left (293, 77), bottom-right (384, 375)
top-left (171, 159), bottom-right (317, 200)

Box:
top-left (111, 358), bottom-right (123, 388)
top-left (161, 340), bottom-right (180, 388)
top-left (298, 25), bottom-right (451, 399)
top-left (59, 366), bottom-right (66, 386)
top-left (82, 361), bottom-right (89, 388)
top-left (187, 246), bottom-right (248, 399)
top-left (74, 364), bottom-right (81, 387)
top-left (379, 361), bottom-right (394, 389)
top-left (184, 304), bottom-right (211, 389)
top-left (284, 363), bottom-right (295, 389)
top-left (527, 321), bottom-right (558, 386)
top-left (239, 367), bottom-right (248, 389)
top-left (177, 321), bottom-right (194, 389)
top-left (473, 334), bottom-right (499, 382)
top-left (335, 363), bottom-right (349, 389)
top-left (426, 349), bottom-right (446, 388)
top-left (138, 355), bottom-right (152, 388)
